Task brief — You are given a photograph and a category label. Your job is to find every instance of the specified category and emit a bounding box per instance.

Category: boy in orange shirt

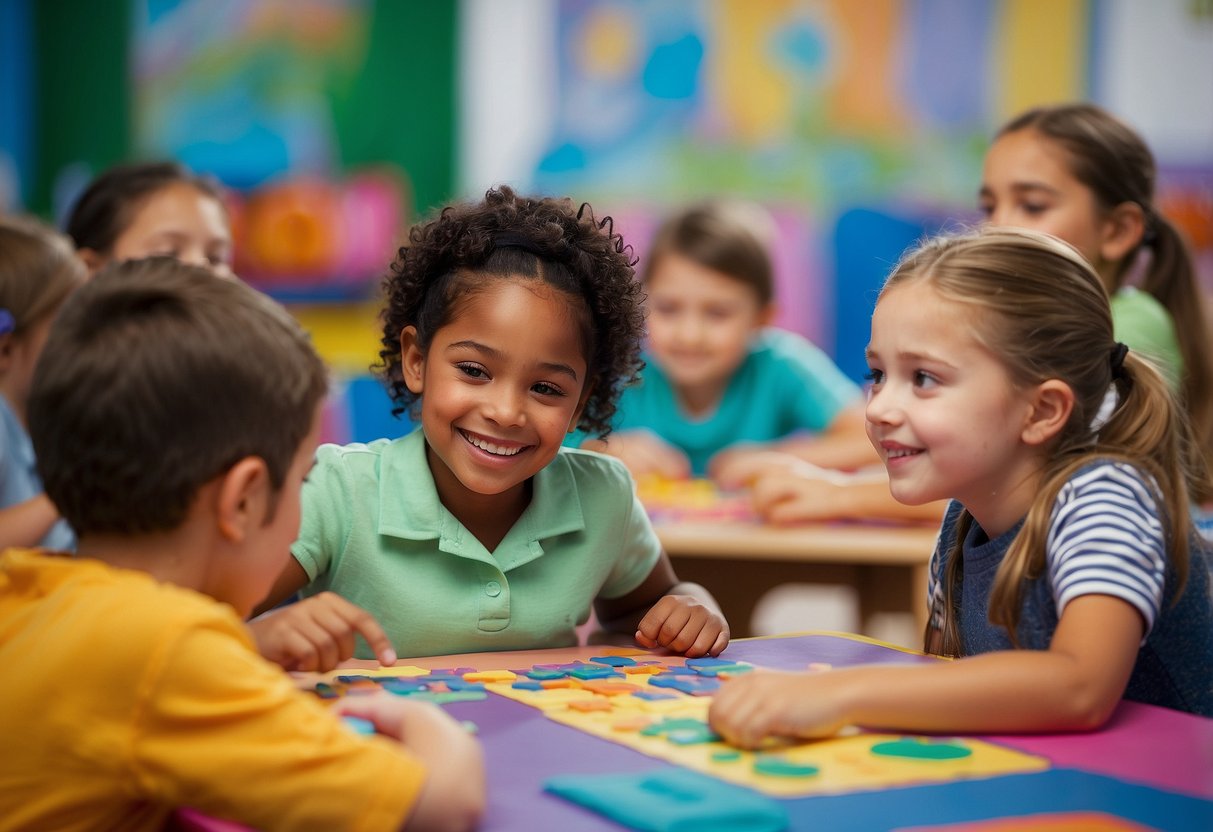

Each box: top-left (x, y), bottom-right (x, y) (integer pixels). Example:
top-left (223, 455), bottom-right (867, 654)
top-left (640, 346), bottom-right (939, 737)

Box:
top-left (0, 258), bottom-right (484, 831)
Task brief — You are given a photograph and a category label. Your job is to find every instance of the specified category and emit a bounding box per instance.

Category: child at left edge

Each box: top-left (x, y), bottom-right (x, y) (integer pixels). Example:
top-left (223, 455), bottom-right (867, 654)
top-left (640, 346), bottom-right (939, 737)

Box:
top-left (250, 185), bottom-right (730, 666)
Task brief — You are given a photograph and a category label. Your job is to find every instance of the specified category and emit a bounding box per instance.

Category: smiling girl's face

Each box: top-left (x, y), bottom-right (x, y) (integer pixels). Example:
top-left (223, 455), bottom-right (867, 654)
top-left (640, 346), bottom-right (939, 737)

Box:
top-left (400, 278), bottom-right (590, 521)
top-left (864, 279), bottom-right (1043, 535)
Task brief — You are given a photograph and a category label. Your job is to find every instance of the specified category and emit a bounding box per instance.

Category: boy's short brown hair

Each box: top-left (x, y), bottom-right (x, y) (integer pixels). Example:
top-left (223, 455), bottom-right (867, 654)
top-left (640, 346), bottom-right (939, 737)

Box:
top-left (29, 258), bottom-right (329, 535)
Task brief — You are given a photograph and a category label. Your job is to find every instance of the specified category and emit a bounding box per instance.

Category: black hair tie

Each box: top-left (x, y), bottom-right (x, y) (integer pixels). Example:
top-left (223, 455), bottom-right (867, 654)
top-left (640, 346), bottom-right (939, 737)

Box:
top-left (492, 231), bottom-right (544, 257)
top-left (1110, 342), bottom-right (1129, 380)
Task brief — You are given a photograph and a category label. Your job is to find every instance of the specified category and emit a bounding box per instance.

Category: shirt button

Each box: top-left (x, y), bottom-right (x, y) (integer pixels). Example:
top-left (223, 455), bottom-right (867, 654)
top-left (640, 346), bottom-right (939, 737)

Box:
top-left (485, 581), bottom-right (502, 597)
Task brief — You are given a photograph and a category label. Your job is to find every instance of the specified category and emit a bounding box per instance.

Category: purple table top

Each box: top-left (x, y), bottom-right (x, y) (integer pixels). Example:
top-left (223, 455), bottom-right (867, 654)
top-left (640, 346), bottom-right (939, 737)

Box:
top-left (183, 632), bottom-right (1213, 831)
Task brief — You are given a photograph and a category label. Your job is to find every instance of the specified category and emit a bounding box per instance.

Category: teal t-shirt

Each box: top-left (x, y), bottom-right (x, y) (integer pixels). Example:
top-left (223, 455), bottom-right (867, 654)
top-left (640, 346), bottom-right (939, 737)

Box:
top-left (291, 428), bottom-right (662, 658)
top-left (578, 328), bottom-right (860, 476)
top-left (1110, 287), bottom-right (1182, 390)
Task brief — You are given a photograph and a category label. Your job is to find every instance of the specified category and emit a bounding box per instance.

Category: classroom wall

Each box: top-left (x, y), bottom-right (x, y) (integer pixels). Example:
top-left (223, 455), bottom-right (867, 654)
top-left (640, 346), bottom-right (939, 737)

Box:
top-left (3, 0), bottom-right (1211, 442)
top-left (460, 0), bottom-right (1213, 384)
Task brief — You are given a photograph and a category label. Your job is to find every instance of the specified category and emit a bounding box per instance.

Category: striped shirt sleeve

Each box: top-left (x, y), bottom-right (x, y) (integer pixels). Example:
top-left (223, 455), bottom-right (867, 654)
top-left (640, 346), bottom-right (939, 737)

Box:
top-left (1046, 462), bottom-right (1167, 638)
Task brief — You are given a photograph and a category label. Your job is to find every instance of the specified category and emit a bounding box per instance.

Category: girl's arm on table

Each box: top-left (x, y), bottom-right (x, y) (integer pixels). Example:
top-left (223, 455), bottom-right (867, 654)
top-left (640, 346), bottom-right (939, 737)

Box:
top-left (709, 594), bottom-right (1141, 746)
top-left (594, 552), bottom-right (730, 657)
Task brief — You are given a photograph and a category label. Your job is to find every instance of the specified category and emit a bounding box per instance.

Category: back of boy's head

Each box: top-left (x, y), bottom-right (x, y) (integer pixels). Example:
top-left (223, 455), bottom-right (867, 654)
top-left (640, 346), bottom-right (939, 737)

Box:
top-left (644, 201), bottom-right (776, 306)
top-left (0, 216), bottom-right (86, 333)
top-left (28, 258), bottom-right (329, 536)
top-left (377, 184), bottom-right (644, 438)
top-left (65, 160), bottom-right (226, 255)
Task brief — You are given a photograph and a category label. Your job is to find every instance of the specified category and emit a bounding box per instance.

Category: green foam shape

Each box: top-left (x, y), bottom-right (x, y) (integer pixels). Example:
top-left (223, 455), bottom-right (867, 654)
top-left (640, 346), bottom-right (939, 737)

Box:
top-left (752, 756), bottom-right (820, 778)
top-left (870, 738), bottom-right (972, 760)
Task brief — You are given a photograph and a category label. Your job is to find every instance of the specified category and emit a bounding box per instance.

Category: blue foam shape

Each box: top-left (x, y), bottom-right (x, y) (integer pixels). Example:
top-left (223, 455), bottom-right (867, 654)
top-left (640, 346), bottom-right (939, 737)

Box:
top-left (684, 657), bottom-right (733, 669)
top-left (512, 680), bottom-right (544, 691)
top-left (782, 769), bottom-right (1213, 831)
top-left (545, 768), bottom-right (787, 832)
top-left (340, 716), bottom-right (376, 736)
top-left (590, 656), bottom-right (638, 667)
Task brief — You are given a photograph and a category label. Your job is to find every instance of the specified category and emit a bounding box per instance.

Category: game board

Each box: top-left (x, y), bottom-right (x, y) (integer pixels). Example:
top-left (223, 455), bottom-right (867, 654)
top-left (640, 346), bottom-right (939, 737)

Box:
top-left (304, 649), bottom-right (1046, 799)
top-left (634, 475), bottom-right (756, 523)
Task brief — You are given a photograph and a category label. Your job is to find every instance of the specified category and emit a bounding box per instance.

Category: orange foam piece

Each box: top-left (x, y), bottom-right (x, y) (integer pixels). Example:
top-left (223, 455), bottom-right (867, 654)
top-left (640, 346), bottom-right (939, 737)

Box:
top-left (581, 681), bottom-right (641, 696)
top-left (541, 679), bottom-right (578, 689)
top-left (568, 698), bottom-right (613, 713)
top-left (621, 665), bottom-right (666, 675)
top-left (611, 715), bottom-right (655, 732)
top-left (462, 670), bottom-right (516, 683)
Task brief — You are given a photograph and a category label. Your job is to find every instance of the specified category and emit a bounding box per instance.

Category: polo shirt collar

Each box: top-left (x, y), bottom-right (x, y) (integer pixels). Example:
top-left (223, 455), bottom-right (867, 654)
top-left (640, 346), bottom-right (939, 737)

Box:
top-left (377, 429), bottom-right (588, 557)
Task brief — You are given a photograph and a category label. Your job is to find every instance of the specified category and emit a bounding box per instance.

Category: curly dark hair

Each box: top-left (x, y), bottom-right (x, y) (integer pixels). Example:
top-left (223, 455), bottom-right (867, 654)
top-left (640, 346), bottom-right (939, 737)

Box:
top-left (374, 185), bottom-right (644, 437)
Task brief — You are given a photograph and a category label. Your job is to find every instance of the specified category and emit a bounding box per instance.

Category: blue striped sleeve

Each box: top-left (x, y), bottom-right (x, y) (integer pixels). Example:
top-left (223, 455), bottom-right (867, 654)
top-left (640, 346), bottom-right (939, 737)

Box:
top-left (1046, 462), bottom-right (1167, 637)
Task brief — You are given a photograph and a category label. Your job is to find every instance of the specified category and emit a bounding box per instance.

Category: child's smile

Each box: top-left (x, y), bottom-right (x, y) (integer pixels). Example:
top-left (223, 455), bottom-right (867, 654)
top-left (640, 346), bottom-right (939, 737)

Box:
top-left (865, 281), bottom-right (1043, 535)
top-left (402, 279), bottom-right (590, 537)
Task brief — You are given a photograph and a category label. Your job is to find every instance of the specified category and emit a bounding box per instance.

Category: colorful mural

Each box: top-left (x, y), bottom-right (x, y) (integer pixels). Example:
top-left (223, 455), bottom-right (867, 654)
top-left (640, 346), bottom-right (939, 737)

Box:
top-left (528, 0), bottom-right (1211, 382)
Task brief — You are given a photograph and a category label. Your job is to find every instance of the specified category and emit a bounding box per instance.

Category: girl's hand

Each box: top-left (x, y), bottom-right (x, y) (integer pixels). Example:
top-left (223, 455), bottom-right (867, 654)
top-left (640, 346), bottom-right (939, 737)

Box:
top-left (249, 592), bottom-right (397, 671)
top-left (709, 669), bottom-right (849, 748)
top-left (634, 592), bottom-right (730, 657)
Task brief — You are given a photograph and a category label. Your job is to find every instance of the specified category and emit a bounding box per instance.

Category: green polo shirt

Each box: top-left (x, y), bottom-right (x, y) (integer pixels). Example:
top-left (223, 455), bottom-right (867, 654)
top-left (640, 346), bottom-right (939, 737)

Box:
top-left (1111, 286), bottom-right (1181, 390)
top-left (292, 428), bottom-right (662, 658)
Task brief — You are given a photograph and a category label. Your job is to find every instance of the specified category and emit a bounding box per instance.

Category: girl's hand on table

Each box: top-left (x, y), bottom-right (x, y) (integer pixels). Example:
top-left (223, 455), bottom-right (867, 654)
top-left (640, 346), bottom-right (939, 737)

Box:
top-left (634, 592), bottom-right (730, 658)
top-left (709, 669), bottom-right (848, 747)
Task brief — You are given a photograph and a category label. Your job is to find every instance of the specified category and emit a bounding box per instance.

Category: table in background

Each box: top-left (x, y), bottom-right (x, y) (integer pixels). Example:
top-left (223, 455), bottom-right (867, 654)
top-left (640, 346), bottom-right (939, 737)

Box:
top-left (360, 633), bottom-right (1213, 832)
top-left (654, 518), bottom-right (938, 639)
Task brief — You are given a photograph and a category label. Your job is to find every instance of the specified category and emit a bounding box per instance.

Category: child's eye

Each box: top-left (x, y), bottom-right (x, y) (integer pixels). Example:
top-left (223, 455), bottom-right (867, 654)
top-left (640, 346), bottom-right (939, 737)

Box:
top-left (913, 370), bottom-right (938, 389)
top-left (457, 363), bottom-right (488, 379)
top-left (863, 368), bottom-right (884, 385)
top-left (1020, 202), bottom-right (1049, 216)
top-left (532, 381), bottom-right (566, 397)
top-left (977, 200), bottom-right (994, 218)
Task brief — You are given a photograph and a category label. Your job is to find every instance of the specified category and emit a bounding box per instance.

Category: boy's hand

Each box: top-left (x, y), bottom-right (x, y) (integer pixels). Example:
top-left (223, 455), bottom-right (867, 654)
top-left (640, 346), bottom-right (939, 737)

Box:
top-left (590, 430), bottom-right (692, 480)
top-left (249, 592), bottom-right (397, 672)
top-left (750, 468), bottom-right (853, 524)
top-left (634, 593), bottom-right (730, 658)
top-left (333, 693), bottom-right (465, 743)
top-left (708, 669), bottom-right (848, 748)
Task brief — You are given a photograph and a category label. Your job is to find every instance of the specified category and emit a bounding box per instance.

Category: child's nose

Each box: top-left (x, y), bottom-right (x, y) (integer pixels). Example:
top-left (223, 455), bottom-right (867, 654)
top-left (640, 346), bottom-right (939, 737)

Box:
top-left (865, 385), bottom-right (901, 426)
top-left (483, 388), bottom-right (526, 427)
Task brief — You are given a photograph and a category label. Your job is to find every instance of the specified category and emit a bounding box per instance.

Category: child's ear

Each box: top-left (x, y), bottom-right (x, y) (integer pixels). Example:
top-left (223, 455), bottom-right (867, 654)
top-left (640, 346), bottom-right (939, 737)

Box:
top-left (399, 326), bottom-right (425, 395)
top-left (0, 333), bottom-right (14, 372)
top-left (567, 382), bottom-right (594, 434)
top-left (756, 302), bottom-right (778, 329)
top-left (1022, 379), bottom-right (1075, 446)
top-left (76, 248), bottom-right (107, 276)
top-left (1098, 201), bottom-right (1146, 265)
top-left (215, 457), bottom-right (270, 542)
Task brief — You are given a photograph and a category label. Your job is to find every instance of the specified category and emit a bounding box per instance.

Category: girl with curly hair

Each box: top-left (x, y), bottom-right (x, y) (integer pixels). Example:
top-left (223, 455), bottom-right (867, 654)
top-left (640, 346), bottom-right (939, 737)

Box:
top-left (252, 186), bottom-right (729, 667)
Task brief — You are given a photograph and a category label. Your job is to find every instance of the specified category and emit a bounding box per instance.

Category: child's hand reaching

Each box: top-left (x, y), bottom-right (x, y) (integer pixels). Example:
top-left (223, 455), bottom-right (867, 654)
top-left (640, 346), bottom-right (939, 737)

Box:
top-left (708, 669), bottom-right (849, 747)
top-left (249, 592), bottom-right (397, 672)
top-left (634, 591), bottom-right (730, 657)
top-left (750, 463), bottom-right (871, 523)
top-left (333, 694), bottom-right (486, 829)
top-left (584, 430), bottom-right (692, 480)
